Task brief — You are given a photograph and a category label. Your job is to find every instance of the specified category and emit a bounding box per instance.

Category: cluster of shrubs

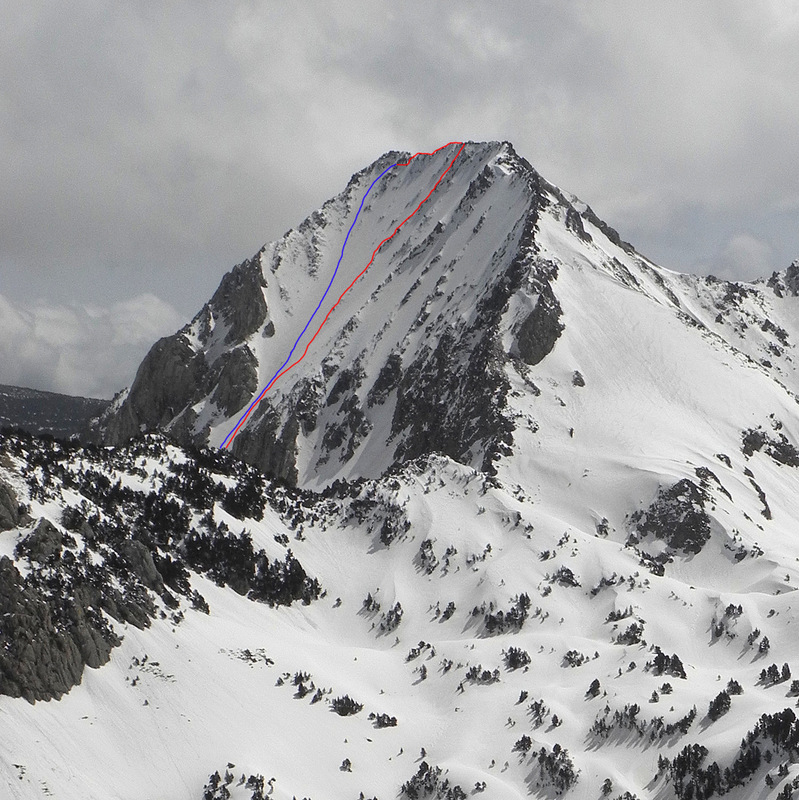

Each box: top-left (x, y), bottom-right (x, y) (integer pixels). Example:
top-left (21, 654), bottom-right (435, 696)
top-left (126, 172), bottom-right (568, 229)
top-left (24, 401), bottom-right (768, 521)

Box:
top-left (648, 647), bottom-right (687, 679)
top-left (528, 698), bottom-right (550, 727)
top-left (660, 707), bottom-right (799, 799)
top-left (513, 734), bottom-right (534, 754)
top-left (184, 526), bottom-right (321, 607)
top-left (465, 664), bottom-right (501, 685)
top-left (400, 761), bottom-right (466, 799)
top-left (534, 744), bottom-right (579, 794)
top-left (614, 622), bottom-right (644, 645)
top-left (711, 603), bottom-right (743, 640)
top-left (707, 691), bottom-right (732, 722)
top-left (406, 641), bottom-right (432, 662)
top-left (331, 694), bottom-right (363, 716)
top-left (606, 606), bottom-right (634, 622)
top-left (550, 565), bottom-right (581, 587)
top-left (362, 592), bottom-right (380, 613)
top-left (759, 662), bottom-right (791, 686)
top-left (562, 650), bottom-right (590, 668)
top-left (504, 646), bottom-right (531, 670)
top-left (591, 704), bottom-right (698, 742)
top-left (342, 484), bottom-right (410, 547)
top-left (368, 711), bottom-right (398, 728)
top-left (417, 539), bottom-right (439, 574)
top-left (202, 769), bottom-right (268, 800)
top-left (482, 592), bottom-right (531, 634)
top-left (380, 602), bottom-right (404, 632)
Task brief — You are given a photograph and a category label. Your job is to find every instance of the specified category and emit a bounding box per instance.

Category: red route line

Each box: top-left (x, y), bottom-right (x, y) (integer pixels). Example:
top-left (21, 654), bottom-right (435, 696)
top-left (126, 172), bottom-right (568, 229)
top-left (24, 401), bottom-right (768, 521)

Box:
top-left (223, 141), bottom-right (465, 449)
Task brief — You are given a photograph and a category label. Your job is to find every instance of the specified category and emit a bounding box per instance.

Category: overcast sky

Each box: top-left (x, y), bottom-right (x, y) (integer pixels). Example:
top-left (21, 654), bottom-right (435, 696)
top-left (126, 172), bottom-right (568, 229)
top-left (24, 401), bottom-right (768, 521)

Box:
top-left (2, 1), bottom-right (799, 397)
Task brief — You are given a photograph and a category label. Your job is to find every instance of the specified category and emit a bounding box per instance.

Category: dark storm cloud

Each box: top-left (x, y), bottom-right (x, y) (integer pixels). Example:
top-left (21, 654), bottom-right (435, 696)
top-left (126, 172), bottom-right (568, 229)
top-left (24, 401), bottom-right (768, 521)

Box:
top-left (2, 1), bottom-right (798, 395)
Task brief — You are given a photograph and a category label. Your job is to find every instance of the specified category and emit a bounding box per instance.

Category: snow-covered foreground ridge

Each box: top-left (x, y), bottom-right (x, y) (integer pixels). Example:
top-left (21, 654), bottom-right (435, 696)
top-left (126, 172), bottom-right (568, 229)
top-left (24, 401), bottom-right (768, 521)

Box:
top-left (5, 409), bottom-right (799, 800)
top-left (3, 140), bottom-right (799, 798)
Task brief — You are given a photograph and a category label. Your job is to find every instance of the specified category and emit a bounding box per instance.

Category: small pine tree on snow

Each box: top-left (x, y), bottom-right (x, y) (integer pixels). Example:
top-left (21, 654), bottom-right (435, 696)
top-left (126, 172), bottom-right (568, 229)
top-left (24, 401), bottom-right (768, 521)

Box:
top-left (726, 678), bottom-right (743, 695)
top-left (331, 695), bottom-right (364, 716)
top-left (707, 690), bottom-right (731, 721)
top-left (513, 734), bottom-right (533, 754)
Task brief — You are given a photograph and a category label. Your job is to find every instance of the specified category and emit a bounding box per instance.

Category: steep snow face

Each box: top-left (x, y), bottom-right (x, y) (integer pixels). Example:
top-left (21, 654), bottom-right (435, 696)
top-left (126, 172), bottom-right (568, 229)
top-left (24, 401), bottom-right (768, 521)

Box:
top-left (96, 142), bottom-right (548, 483)
top-left (96, 141), bottom-right (799, 496)
top-left (497, 184), bottom-right (799, 537)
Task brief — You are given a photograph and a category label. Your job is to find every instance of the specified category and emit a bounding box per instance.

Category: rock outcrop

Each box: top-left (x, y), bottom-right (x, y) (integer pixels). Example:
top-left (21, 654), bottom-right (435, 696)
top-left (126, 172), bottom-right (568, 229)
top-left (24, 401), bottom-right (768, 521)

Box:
top-left (0, 555), bottom-right (119, 703)
top-left (208, 258), bottom-right (269, 343)
top-left (0, 478), bottom-right (22, 530)
top-left (767, 260), bottom-right (799, 297)
top-left (98, 254), bottom-right (269, 447)
top-left (515, 283), bottom-right (564, 366)
top-left (15, 518), bottom-right (62, 562)
top-left (103, 334), bottom-right (210, 443)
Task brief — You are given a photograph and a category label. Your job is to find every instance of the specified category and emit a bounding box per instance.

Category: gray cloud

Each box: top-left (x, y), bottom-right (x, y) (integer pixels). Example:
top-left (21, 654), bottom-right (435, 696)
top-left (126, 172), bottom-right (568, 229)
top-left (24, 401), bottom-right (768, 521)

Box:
top-left (0, 292), bottom-right (182, 398)
top-left (2, 2), bottom-right (798, 394)
top-left (702, 233), bottom-right (774, 282)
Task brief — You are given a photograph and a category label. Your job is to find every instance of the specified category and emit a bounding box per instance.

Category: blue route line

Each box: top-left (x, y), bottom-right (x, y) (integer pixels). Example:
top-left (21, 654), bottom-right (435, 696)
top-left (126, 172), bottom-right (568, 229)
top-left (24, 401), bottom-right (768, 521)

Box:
top-left (220, 161), bottom-right (399, 449)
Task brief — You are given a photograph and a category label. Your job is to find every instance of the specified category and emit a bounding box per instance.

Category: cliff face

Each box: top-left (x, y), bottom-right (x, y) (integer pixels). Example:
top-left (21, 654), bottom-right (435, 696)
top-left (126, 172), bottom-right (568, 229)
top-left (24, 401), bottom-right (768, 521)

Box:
top-left (100, 257), bottom-right (266, 448)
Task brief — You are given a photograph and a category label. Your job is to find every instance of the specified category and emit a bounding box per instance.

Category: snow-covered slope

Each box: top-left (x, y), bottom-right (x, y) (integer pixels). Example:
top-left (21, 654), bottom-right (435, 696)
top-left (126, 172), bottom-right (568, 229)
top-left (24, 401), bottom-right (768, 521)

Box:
top-left (4, 141), bottom-right (799, 799)
top-left (4, 422), bottom-right (799, 799)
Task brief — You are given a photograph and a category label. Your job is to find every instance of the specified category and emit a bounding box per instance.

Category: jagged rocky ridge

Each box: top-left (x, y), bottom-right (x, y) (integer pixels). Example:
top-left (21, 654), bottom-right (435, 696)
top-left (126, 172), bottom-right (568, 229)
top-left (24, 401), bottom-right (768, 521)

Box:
top-left (96, 143), bottom-right (799, 498)
top-left (95, 143), bottom-right (570, 483)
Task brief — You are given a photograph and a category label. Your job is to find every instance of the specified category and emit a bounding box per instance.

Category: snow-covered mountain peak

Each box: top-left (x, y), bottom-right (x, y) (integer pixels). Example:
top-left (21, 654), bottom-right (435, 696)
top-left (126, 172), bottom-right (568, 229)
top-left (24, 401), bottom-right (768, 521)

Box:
top-left (6, 142), bottom-right (799, 800)
top-left (96, 142), bottom-right (799, 495)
